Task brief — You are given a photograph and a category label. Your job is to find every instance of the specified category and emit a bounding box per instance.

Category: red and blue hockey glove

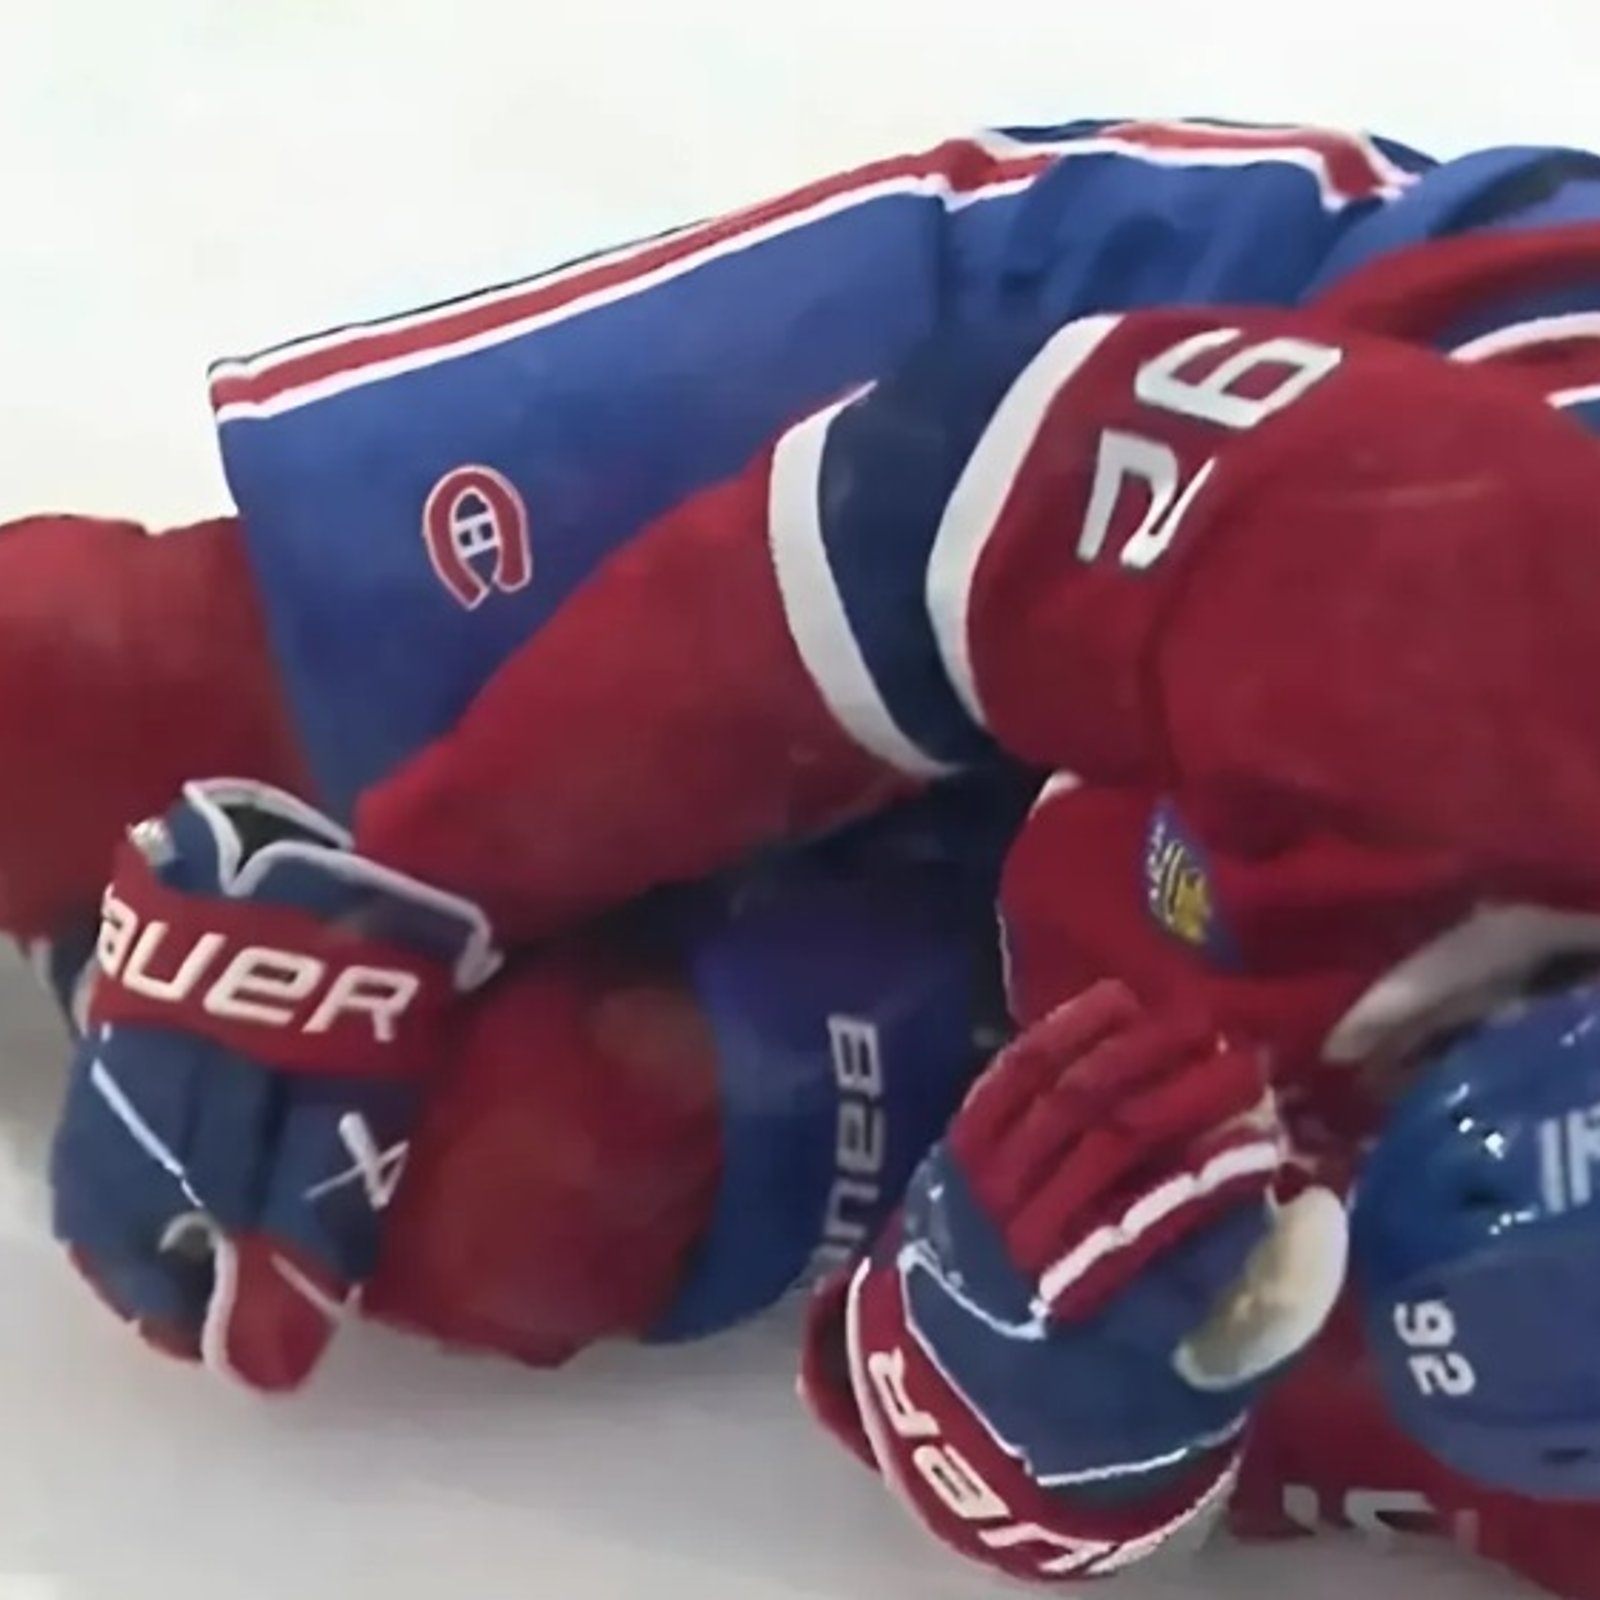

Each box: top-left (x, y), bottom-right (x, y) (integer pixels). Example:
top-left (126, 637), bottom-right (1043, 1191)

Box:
top-left (826, 982), bottom-right (1346, 1581)
top-left (50, 779), bottom-right (501, 1391)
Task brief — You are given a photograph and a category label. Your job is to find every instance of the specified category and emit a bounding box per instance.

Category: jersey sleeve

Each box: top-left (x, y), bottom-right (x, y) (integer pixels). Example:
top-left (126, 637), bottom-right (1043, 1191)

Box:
top-left (995, 778), bottom-right (1489, 1078)
top-left (207, 119), bottom-right (1429, 817)
top-left (1318, 218), bottom-right (1600, 434)
top-left (356, 285), bottom-right (1600, 938)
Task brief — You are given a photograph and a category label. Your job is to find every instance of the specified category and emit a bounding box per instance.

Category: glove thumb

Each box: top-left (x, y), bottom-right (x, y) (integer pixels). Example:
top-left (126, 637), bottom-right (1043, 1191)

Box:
top-left (198, 1228), bottom-right (347, 1393)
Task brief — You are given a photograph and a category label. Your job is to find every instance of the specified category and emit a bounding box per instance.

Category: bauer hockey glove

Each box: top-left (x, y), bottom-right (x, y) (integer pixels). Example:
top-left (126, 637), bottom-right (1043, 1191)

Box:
top-left (817, 981), bottom-right (1347, 1582)
top-left (50, 779), bottom-right (501, 1391)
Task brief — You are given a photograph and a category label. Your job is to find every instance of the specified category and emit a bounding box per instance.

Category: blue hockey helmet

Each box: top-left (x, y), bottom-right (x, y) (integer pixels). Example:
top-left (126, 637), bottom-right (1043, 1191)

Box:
top-left (1353, 984), bottom-right (1600, 1499)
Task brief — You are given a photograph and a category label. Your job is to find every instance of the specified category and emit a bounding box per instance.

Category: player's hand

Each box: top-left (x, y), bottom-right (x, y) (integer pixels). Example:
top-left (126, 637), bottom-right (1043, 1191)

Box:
top-left (49, 779), bottom-right (500, 1391)
top-left (836, 981), bottom-right (1347, 1580)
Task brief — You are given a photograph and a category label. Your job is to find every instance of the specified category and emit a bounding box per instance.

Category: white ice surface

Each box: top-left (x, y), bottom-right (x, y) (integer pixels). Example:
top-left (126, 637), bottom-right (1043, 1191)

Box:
top-left (0, 1), bottom-right (1591, 1593)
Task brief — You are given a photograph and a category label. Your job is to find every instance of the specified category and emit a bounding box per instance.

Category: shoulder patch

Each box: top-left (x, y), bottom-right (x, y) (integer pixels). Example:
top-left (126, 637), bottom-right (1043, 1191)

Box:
top-left (1144, 801), bottom-right (1236, 964)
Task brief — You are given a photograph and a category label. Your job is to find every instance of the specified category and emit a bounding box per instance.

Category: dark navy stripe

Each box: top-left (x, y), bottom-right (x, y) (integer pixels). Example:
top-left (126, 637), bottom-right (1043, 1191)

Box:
top-left (814, 311), bottom-right (1060, 767)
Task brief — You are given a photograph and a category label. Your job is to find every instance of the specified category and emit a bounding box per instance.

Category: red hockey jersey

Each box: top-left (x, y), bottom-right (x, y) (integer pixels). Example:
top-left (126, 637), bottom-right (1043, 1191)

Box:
top-left (346, 226), bottom-right (1600, 1595)
top-left (19, 204), bottom-right (1600, 1594)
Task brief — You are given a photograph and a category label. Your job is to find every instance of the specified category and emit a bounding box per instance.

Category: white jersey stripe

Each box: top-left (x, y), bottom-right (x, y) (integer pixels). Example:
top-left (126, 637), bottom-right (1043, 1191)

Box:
top-left (210, 219), bottom-right (705, 382)
top-left (211, 120), bottom-right (1411, 424)
top-left (1450, 310), bottom-right (1600, 363)
top-left (212, 168), bottom-right (1041, 425)
top-left (210, 141), bottom-right (1064, 423)
top-left (976, 121), bottom-right (1418, 208)
top-left (1549, 380), bottom-right (1600, 410)
top-left (925, 314), bottom-right (1124, 729)
top-left (768, 398), bottom-right (957, 781)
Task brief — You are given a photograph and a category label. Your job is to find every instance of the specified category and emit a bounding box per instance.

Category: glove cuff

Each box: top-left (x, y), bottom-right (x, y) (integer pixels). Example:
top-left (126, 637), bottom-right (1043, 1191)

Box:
top-left (843, 1253), bottom-right (1238, 1582)
top-left (93, 845), bottom-right (464, 1079)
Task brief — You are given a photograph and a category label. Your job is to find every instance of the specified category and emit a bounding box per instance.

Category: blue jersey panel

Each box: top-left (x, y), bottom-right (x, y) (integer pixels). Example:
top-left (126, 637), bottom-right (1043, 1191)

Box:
top-left (990, 121), bottom-right (1430, 323)
top-left (216, 164), bottom-right (1038, 816)
top-left (210, 121), bottom-right (1452, 818)
top-left (1308, 145), bottom-right (1600, 292)
top-left (651, 846), bottom-right (1009, 1341)
top-left (210, 121), bottom-right (1600, 833)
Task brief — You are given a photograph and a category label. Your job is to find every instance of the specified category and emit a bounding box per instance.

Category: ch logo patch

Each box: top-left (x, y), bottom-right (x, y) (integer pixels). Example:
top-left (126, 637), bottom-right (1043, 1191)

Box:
top-left (1144, 801), bottom-right (1236, 964)
top-left (422, 465), bottom-right (532, 609)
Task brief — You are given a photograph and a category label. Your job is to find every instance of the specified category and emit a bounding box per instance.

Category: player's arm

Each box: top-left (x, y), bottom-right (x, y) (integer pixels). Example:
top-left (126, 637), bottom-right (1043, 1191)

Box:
top-left (996, 776), bottom-right (1516, 1074)
top-left (210, 119), bottom-right (1438, 820)
top-left (359, 291), bottom-right (1600, 937)
top-left (0, 513), bottom-right (305, 942)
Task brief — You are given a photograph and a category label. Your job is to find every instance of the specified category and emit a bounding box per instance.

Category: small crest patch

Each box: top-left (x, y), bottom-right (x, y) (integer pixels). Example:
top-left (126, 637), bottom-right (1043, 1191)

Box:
top-left (422, 465), bottom-right (532, 610)
top-left (1144, 801), bottom-right (1235, 964)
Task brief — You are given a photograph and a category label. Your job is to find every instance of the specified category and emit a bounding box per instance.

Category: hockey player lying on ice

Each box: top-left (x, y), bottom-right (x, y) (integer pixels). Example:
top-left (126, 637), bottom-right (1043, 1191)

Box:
top-left (18, 116), bottom-right (1600, 1594)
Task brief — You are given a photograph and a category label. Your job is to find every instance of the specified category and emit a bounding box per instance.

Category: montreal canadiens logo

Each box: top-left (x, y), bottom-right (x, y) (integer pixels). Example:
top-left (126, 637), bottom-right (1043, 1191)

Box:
top-left (422, 465), bottom-right (532, 610)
